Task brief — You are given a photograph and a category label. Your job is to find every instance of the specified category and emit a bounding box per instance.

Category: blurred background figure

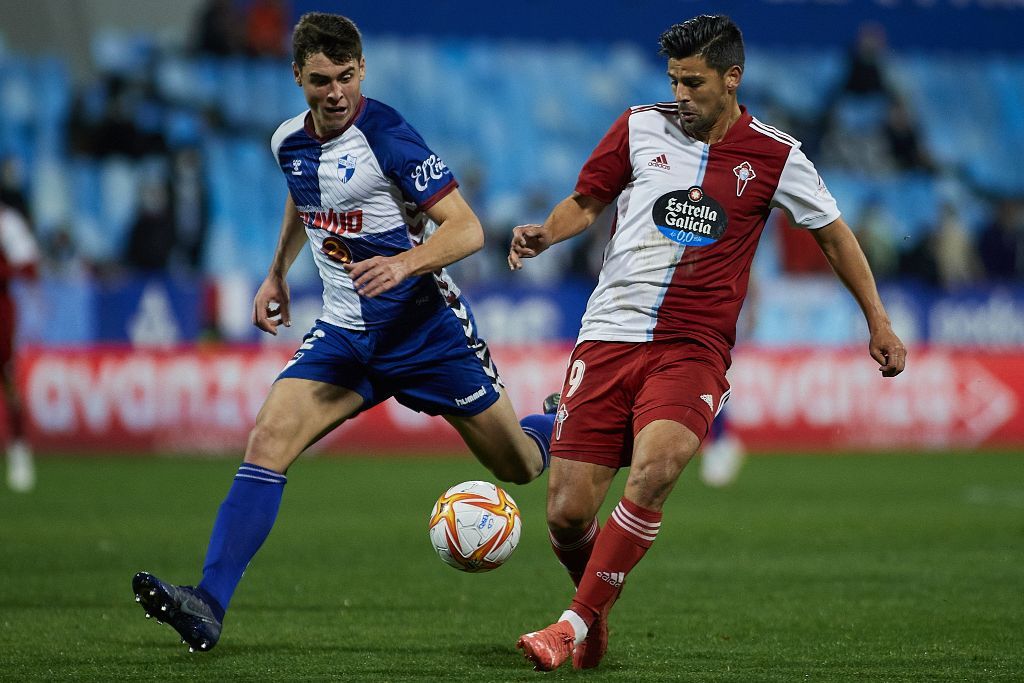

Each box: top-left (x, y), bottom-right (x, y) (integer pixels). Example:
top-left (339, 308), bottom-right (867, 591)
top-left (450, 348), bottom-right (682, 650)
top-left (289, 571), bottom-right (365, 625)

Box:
top-left (700, 414), bottom-right (746, 489)
top-left (839, 22), bottom-right (891, 97)
top-left (853, 200), bottom-right (901, 281)
top-left (193, 0), bottom-right (245, 57)
top-left (900, 202), bottom-right (983, 291)
top-left (0, 157), bottom-right (32, 221)
top-left (930, 203), bottom-right (984, 291)
top-left (700, 275), bottom-right (758, 489)
top-left (244, 0), bottom-right (290, 58)
top-left (883, 98), bottom-right (935, 174)
top-left (0, 198), bottom-right (39, 492)
top-left (123, 176), bottom-right (176, 273)
top-left (978, 198), bottom-right (1024, 282)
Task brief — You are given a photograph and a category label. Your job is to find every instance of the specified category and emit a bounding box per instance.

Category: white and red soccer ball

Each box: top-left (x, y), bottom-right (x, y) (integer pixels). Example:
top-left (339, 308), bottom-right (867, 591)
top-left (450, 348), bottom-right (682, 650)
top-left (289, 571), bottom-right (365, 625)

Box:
top-left (428, 480), bottom-right (522, 572)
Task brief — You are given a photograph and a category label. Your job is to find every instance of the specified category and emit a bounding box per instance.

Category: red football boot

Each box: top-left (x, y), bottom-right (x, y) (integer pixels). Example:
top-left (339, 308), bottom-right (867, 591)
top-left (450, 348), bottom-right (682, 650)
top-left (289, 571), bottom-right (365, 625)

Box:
top-left (516, 620), bottom-right (576, 671)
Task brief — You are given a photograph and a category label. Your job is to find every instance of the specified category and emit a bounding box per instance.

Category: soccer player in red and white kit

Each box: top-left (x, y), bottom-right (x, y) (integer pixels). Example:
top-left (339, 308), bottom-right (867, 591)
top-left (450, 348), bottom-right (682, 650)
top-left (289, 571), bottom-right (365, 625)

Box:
top-left (0, 200), bottom-right (39, 493)
top-left (509, 15), bottom-right (906, 671)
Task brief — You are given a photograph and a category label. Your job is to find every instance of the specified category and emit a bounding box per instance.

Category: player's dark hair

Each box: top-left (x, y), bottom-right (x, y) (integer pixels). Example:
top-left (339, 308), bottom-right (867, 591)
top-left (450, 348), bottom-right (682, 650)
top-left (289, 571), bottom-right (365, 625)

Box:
top-left (659, 15), bottom-right (744, 74)
top-left (292, 12), bottom-right (362, 68)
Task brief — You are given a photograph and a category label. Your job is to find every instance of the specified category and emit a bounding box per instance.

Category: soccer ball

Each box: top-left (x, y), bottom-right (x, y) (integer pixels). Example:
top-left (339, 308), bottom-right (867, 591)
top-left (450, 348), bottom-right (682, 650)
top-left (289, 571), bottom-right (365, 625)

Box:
top-left (428, 480), bottom-right (522, 572)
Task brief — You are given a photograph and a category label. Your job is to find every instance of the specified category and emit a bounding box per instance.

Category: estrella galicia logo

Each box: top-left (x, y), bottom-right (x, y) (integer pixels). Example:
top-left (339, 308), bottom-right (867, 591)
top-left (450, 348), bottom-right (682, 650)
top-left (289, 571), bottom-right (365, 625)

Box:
top-left (320, 235), bottom-right (353, 264)
top-left (337, 154), bottom-right (357, 183)
top-left (651, 186), bottom-right (727, 247)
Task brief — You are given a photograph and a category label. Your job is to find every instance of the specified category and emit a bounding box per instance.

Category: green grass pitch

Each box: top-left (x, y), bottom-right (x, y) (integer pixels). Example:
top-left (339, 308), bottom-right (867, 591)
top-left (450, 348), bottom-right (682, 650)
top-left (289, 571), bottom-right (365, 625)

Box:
top-left (1, 452), bottom-right (1022, 681)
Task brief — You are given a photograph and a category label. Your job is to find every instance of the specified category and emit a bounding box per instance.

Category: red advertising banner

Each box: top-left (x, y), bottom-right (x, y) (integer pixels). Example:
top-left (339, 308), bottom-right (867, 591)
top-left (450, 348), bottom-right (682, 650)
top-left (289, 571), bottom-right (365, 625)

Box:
top-left (16, 344), bottom-right (1024, 453)
top-left (726, 347), bottom-right (1024, 450)
top-left (16, 344), bottom-right (571, 454)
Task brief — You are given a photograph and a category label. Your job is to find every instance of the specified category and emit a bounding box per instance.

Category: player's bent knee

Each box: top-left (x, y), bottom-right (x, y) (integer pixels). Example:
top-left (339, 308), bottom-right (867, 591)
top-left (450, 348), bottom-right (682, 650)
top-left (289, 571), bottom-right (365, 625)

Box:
top-left (546, 499), bottom-right (595, 534)
top-left (243, 421), bottom-right (298, 473)
top-left (546, 510), bottom-right (593, 536)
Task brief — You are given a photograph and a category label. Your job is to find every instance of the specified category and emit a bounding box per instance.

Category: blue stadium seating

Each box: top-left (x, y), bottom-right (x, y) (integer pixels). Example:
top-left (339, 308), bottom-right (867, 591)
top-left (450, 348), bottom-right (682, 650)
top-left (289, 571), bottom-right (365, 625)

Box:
top-left (2, 38), bottom-right (1023, 279)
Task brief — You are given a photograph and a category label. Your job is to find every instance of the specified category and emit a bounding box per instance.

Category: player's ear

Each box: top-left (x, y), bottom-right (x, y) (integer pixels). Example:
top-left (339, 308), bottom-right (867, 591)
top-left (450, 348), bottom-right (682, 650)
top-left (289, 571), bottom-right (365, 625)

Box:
top-left (359, 56), bottom-right (366, 81)
top-left (724, 65), bottom-right (742, 93)
top-left (292, 62), bottom-right (302, 86)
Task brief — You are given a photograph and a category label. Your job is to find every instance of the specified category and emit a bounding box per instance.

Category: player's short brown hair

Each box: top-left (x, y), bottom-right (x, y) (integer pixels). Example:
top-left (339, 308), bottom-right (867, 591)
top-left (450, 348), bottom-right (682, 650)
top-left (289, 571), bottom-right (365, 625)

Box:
top-left (659, 15), bottom-right (744, 75)
top-left (292, 12), bottom-right (362, 68)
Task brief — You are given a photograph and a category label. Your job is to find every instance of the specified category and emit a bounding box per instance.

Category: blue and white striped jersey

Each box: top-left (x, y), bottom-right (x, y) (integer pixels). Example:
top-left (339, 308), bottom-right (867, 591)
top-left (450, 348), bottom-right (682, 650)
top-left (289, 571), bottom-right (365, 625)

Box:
top-left (271, 96), bottom-right (462, 329)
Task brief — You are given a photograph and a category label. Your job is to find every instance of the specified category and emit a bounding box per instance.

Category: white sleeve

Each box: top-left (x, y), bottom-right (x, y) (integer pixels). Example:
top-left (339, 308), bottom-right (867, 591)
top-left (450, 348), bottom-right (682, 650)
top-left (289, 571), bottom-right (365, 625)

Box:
top-left (0, 208), bottom-right (39, 266)
top-left (770, 144), bottom-right (841, 230)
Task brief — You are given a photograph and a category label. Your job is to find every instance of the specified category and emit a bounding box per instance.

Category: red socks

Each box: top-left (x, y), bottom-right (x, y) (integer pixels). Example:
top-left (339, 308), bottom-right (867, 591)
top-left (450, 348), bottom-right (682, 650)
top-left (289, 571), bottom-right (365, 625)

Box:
top-left (568, 498), bottom-right (662, 626)
top-left (550, 518), bottom-right (600, 587)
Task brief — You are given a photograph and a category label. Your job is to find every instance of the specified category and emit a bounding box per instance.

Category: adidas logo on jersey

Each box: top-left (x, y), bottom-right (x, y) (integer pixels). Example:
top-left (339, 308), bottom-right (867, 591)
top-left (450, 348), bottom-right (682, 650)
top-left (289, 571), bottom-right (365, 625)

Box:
top-left (596, 571), bottom-right (624, 588)
top-left (648, 153), bottom-right (670, 170)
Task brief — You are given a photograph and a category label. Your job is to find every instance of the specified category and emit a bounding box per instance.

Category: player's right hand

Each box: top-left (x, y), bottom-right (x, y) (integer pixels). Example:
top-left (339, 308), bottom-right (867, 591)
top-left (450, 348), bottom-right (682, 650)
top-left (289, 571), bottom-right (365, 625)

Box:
top-left (508, 224), bottom-right (551, 271)
top-left (252, 274), bottom-right (291, 335)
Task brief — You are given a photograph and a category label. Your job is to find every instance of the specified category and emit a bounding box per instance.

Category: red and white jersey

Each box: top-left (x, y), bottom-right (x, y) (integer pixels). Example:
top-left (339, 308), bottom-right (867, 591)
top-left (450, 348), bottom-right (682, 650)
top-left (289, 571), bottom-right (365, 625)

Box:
top-left (575, 103), bottom-right (839, 365)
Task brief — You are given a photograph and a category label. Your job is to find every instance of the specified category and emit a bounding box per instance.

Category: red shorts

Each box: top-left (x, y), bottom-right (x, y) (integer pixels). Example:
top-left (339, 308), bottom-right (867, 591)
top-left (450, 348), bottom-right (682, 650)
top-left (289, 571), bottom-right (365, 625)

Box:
top-left (550, 339), bottom-right (731, 469)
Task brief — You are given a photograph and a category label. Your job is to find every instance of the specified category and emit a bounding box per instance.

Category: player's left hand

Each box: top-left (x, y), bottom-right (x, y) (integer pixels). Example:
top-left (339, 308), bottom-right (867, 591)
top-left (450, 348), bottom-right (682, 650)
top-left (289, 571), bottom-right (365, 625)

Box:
top-left (344, 255), bottom-right (411, 298)
top-left (869, 327), bottom-right (907, 377)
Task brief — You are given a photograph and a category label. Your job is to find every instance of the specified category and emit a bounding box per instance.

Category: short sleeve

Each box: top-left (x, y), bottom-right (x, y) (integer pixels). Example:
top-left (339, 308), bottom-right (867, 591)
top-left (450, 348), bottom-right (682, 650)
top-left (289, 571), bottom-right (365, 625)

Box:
top-left (575, 109), bottom-right (633, 204)
top-left (770, 145), bottom-right (841, 229)
top-left (374, 123), bottom-right (458, 210)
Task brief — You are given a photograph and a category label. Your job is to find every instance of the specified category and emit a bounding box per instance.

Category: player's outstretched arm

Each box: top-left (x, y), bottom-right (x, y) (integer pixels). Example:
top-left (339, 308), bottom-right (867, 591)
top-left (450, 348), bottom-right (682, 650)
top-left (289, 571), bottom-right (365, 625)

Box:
top-left (253, 194), bottom-right (308, 335)
top-left (812, 217), bottom-right (907, 377)
top-left (345, 189), bottom-right (482, 298)
top-left (508, 192), bottom-right (607, 271)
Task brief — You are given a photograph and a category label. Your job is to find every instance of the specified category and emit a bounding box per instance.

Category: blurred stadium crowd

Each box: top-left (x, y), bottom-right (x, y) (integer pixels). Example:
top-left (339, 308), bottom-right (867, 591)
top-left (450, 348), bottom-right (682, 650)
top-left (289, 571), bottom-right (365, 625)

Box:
top-left (1, 0), bottom-right (1023, 342)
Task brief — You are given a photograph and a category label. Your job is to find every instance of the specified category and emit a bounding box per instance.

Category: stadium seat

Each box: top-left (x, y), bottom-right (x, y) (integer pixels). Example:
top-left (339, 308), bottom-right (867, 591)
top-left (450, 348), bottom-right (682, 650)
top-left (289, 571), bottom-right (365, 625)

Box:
top-left (2, 38), bottom-right (1023, 283)
top-left (90, 30), bottom-right (155, 76)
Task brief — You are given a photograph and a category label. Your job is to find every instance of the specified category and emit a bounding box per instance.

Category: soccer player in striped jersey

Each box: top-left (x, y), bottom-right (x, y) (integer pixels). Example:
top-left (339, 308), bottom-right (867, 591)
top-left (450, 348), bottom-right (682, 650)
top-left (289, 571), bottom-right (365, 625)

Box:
top-left (511, 15), bottom-right (906, 671)
top-left (132, 12), bottom-right (556, 652)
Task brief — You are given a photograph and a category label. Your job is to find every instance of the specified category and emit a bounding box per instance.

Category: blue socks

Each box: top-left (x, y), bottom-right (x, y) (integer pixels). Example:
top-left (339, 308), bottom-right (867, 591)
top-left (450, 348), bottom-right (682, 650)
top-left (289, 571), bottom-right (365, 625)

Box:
top-left (520, 413), bottom-right (556, 471)
top-left (197, 464), bottom-right (286, 620)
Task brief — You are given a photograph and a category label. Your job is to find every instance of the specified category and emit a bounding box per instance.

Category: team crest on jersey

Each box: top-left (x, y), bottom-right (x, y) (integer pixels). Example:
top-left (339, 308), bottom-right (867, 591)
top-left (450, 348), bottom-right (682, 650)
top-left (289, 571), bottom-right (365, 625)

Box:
top-left (554, 403), bottom-right (569, 441)
top-left (320, 235), bottom-right (353, 264)
top-left (733, 161), bottom-right (756, 196)
top-left (337, 154), bottom-right (357, 183)
top-left (652, 186), bottom-right (727, 247)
